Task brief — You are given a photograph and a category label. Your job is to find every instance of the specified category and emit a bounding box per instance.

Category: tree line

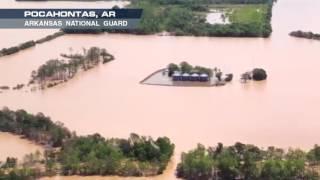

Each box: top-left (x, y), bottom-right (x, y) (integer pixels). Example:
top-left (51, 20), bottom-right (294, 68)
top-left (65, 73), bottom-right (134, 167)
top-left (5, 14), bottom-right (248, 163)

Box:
top-left (0, 107), bottom-right (72, 147)
top-left (177, 143), bottom-right (320, 180)
top-left (290, 31), bottom-right (320, 40)
top-left (168, 62), bottom-right (213, 77)
top-left (29, 46), bottom-right (114, 89)
top-left (59, 133), bottom-right (174, 176)
top-left (62, 0), bottom-right (274, 37)
top-left (0, 108), bottom-right (174, 178)
top-left (2, 108), bottom-right (320, 179)
top-left (128, 0), bottom-right (274, 37)
top-left (0, 31), bottom-right (64, 57)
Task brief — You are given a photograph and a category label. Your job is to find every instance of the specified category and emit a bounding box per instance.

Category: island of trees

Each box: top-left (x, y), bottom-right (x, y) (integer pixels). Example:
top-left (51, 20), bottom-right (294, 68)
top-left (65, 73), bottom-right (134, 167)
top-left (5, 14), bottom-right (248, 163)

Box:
top-left (29, 46), bottom-right (114, 89)
top-left (0, 108), bottom-right (174, 179)
top-left (290, 31), bottom-right (320, 40)
top-left (241, 68), bottom-right (267, 83)
top-left (177, 143), bottom-right (320, 180)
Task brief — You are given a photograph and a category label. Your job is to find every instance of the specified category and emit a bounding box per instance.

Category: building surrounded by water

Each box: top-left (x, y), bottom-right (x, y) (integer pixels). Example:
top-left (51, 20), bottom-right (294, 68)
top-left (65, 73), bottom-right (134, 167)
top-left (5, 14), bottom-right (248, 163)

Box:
top-left (172, 72), bottom-right (209, 82)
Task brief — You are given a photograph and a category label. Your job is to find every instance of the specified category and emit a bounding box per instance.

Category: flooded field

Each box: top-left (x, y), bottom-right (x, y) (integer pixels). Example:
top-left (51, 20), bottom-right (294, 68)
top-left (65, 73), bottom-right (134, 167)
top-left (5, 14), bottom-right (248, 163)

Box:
top-left (0, 132), bottom-right (42, 162)
top-left (0, 0), bottom-right (320, 179)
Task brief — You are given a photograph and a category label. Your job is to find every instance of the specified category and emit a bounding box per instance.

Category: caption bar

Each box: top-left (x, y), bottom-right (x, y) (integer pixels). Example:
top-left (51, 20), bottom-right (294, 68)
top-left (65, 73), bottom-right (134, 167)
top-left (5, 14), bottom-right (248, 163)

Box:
top-left (0, 9), bottom-right (143, 29)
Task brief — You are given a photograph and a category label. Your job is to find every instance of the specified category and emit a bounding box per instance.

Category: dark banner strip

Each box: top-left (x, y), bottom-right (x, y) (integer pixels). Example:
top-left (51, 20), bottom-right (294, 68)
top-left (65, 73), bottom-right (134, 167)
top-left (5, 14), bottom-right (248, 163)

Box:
top-left (0, 9), bottom-right (143, 19)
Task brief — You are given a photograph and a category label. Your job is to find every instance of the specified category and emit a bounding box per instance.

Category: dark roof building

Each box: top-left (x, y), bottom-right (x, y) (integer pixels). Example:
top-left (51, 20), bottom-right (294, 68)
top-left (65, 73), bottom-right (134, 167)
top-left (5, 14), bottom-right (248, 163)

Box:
top-left (172, 72), bottom-right (209, 82)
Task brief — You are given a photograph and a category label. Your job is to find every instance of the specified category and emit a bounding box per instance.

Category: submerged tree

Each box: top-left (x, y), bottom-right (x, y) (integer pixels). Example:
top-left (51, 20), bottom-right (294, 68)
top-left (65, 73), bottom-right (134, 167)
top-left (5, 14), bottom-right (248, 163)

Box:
top-left (30, 47), bottom-right (114, 88)
top-left (168, 63), bottom-right (179, 76)
top-left (252, 68), bottom-right (267, 81)
top-left (180, 61), bottom-right (193, 73)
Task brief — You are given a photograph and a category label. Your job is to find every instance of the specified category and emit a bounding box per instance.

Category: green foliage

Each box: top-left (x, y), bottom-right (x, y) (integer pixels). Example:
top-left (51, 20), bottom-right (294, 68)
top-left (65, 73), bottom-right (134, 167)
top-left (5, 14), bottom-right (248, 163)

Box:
top-left (180, 62), bottom-right (193, 73)
top-left (0, 167), bottom-right (40, 180)
top-left (177, 144), bottom-right (214, 180)
top-left (168, 63), bottom-right (180, 76)
top-left (177, 143), bottom-right (320, 180)
top-left (167, 62), bottom-right (213, 77)
top-left (216, 149), bottom-right (240, 179)
top-left (136, 1), bottom-right (164, 34)
top-left (307, 145), bottom-right (320, 164)
top-left (59, 133), bottom-right (174, 176)
top-left (60, 0), bottom-right (273, 37)
top-left (127, 0), bottom-right (273, 37)
top-left (31, 47), bottom-right (114, 87)
top-left (0, 107), bottom-right (71, 147)
top-left (0, 109), bottom-right (174, 178)
top-left (252, 68), bottom-right (267, 81)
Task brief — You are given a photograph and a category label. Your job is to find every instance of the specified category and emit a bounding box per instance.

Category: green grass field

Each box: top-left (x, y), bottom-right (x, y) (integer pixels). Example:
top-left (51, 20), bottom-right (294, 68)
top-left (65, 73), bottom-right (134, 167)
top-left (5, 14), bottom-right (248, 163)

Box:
top-left (208, 4), bottom-right (268, 24)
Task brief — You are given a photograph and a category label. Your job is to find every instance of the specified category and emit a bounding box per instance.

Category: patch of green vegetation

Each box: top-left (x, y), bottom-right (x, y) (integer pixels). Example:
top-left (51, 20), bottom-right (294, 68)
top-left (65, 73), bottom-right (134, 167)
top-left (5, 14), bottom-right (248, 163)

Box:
top-left (60, 133), bottom-right (174, 176)
top-left (226, 4), bottom-right (268, 24)
top-left (177, 143), bottom-right (320, 180)
top-left (0, 108), bottom-right (175, 178)
top-left (106, 0), bottom-right (273, 37)
top-left (0, 107), bottom-right (71, 147)
top-left (29, 47), bottom-right (114, 89)
top-left (168, 62), bottom-right (213, 77)
top-left (66, 0), bottom-right (274, 37)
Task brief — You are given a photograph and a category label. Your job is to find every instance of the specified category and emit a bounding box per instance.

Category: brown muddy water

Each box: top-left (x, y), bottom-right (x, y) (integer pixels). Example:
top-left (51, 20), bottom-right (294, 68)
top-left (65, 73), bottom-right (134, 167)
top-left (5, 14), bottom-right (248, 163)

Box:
top-left (0, 132), bottom-right (42, 162)
top-left (0, 0), bottom-right (320, 179)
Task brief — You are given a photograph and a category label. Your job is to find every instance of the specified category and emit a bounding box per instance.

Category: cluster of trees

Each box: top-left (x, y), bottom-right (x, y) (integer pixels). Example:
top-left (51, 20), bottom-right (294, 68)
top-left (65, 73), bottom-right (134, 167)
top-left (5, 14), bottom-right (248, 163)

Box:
top-left (290, 31), bottom-right (320, 40)
top-left (124, 0), bottom-right (274, 37)
top-left (59, 133), bottom-right (174, 176)
top-left (241, 68), bottom-right (267, 82)
top-left (0, 108), bottom-right (174, 178)
top-left (30, 47), bottom-right (114, 88)
top-left (168, 62), bottom-right (213, 77)
top-left (0, 134), bottom-right (174, 178)
top-left (177, 143), bottom-right (320, 180)
top-left (0, 107), bottom-right (72, 147)
top-left (252, 68), bottom-right (267, 81)
top-left (0, 167), bottom-right (41, 180)
top-left (0, 151), bottom-right (47, 179)
top-left (60, 0), bottom-right (273, 37)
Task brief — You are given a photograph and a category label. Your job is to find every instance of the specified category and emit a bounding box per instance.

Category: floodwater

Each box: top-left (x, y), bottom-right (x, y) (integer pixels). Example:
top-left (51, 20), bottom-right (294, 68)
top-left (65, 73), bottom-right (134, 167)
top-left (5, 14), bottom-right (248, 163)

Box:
top-left (0, 132), bottom-right (42, 162)
top-left (0, 0), bottom-right (320, 179)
